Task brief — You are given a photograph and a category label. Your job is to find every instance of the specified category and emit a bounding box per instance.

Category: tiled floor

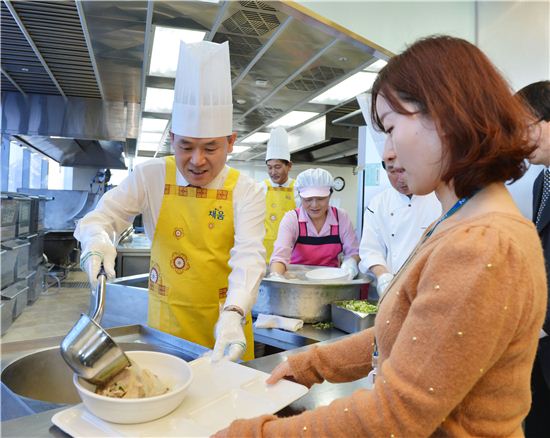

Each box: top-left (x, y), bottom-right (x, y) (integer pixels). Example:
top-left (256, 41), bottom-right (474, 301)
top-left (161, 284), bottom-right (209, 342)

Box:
top-left (1, 270), bottom-right (91, 343)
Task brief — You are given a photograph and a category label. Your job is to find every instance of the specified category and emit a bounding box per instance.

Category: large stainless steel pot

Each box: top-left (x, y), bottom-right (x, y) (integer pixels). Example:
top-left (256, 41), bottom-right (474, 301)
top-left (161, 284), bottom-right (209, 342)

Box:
top-left (252, 265), bottom-right (372, 323)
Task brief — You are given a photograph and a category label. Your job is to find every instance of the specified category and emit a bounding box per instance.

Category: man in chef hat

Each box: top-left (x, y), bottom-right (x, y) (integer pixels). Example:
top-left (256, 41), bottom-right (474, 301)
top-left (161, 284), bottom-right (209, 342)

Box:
top-left (75, 41), bottom-right (266, 362)
top-left (259, 127), bottom-right (296, 262)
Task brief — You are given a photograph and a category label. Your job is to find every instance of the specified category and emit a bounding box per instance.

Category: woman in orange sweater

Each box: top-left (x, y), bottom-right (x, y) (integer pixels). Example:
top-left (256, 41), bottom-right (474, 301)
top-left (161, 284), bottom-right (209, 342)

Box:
top-left (215, 35), bottom-right (547, 437)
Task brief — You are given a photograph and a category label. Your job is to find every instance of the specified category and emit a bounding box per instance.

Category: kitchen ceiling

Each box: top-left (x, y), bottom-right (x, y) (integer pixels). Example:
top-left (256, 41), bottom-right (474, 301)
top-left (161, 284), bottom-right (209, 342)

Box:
top-left (0, 0), bottom-right (392, 168)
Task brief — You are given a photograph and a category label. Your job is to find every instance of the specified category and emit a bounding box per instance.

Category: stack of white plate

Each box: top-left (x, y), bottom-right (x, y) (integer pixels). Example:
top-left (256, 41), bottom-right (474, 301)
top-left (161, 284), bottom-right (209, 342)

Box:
top-left (304, 267), bottom-right (349, 283)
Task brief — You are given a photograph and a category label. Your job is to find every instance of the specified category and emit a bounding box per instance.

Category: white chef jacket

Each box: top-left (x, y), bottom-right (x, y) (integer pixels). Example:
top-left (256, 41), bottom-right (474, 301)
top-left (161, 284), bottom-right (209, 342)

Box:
top-left (359, 188), bottom-right (442, 275)
top-left (74, 158), bottom-right (267, 314)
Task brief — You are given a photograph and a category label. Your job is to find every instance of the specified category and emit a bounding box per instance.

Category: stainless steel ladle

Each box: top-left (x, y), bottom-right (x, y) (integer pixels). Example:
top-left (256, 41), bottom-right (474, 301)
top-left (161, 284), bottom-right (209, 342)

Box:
top-left (60, 265), bottom-right (131, 385)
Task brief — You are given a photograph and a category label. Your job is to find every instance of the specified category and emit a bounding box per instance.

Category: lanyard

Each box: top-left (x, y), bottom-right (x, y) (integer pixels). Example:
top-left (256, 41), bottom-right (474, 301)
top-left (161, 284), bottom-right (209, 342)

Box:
top-left (423, 195), bottom-right (471, 240)
top-left (370, 192), bottom-right (475, 384)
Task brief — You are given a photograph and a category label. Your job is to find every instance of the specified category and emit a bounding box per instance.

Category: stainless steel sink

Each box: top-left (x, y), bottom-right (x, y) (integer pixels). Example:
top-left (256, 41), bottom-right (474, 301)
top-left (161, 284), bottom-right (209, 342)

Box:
top-left (0, 324), bottom-right (209, 418)
top-left (2, 343), bottom-right (192, 406)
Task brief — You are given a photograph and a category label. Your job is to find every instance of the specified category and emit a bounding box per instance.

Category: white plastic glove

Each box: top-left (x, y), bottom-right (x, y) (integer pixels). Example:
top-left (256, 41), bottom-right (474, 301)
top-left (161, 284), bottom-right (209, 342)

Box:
top-left (80, 234), bottom-right (117, 290)
top-left (341, 258), bottom-right (359, 280)
top-left (267, 271), bottom-right (286, 281)
top-left (376, 272), bottom-right (394, 298)
top-left (212, 311), bottom-right (246, 362)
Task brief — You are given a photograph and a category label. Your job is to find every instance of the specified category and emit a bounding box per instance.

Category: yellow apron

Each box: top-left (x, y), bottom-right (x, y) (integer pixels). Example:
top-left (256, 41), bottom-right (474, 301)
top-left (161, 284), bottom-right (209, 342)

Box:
top-left (263, 179), bottom-right (296, 262)
top-left (148, 157), bottom-right (254, 360)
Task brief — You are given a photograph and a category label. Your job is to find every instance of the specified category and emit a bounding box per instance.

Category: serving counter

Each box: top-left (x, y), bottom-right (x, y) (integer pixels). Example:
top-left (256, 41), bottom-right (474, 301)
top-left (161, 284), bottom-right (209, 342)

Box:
top-left (1, 325), bottom-right (370, 437)
top-left (102, 273), bottom-right (352, 350)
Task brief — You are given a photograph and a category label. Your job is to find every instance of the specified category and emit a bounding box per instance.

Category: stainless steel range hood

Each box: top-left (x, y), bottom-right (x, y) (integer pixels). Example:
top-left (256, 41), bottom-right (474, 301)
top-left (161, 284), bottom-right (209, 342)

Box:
top-left (0, 0), bottom-right (391, 167)
top-left (2, 91), bottom-right (137, 167)
top-left (239, 111), bottom-right (360, 165)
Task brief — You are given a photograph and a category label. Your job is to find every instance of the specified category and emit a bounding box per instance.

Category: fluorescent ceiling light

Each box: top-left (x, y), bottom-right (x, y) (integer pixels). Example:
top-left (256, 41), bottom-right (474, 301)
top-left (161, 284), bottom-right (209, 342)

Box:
top-left (141, 118), bottom-right (168, 133)
top-left (365, 59), bottom-right (387, 72)
top-left (144, 87), bottom-right (174, 113)
top-left (310, 72), bottom-right (378, 105)
top-left (240, 132), bottom-right (270, 144)
top-left (268, 111), bottom-right (319, 128)
top-left (231, 145), bottom-right (250, 154)
top-left (149, 27), bottom-right (206, 77)
top-left (139, 132), bottom-right (163, 143)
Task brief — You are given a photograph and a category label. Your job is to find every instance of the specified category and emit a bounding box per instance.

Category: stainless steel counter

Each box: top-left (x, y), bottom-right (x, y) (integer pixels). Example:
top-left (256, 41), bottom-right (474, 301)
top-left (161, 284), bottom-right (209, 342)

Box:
top-left (1, 328), bottom-right (370, 437)
top-left (102, 274), bottom-right (350, 348)
top-left (254, 324), bottom-right (347, 350)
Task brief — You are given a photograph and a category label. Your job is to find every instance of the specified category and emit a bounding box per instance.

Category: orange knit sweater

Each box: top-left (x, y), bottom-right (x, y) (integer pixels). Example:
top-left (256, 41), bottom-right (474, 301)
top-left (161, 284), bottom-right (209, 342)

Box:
top-left (227, 213), bottom-right (547, 437)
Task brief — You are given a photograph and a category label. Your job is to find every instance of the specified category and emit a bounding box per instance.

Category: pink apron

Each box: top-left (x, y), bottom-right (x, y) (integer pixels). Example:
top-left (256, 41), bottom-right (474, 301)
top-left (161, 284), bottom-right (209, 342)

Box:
top-left (290, 207), bottom-right (343, 267)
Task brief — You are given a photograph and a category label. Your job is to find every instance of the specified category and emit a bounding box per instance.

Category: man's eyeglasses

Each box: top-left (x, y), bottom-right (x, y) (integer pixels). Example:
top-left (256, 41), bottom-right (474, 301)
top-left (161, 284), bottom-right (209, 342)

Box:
top-left (381, 161), bottom-right (386, 170)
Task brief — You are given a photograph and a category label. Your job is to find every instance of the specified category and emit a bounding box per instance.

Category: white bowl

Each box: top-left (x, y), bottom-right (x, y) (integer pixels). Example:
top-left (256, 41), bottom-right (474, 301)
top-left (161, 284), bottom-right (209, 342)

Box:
top-left (305, 267), bottom-right (349, 283)
top-left (73, 350), bottom-right (193, 424)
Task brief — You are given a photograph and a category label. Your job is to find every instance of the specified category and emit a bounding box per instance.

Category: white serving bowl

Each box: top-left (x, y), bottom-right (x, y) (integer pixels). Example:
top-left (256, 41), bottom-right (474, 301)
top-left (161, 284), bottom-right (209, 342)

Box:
top-left (73, 350), bottom-right (193, 424)
top-left (305, 267), bottom-right (349, 283)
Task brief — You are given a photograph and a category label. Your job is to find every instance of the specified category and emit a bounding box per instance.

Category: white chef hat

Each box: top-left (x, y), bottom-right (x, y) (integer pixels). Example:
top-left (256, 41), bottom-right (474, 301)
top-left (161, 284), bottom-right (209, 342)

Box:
top-left (265, 127), bottom-right (290, 162)
top-left (172, 41), bottom-right (233, 138)
top-left (357, 93), bottom-right (387, 160)
top-left (295, 168), bottom-right (334, 198)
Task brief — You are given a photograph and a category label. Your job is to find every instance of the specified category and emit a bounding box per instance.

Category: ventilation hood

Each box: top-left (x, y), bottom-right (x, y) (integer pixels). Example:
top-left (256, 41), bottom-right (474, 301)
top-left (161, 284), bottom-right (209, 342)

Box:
top-left (1, 0), bottom-right (391, 168)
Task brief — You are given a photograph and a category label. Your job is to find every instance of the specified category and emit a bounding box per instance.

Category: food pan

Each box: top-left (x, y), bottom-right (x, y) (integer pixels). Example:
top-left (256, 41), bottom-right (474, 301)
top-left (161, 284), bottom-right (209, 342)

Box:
top-left (331, 300), bottom-right (377, 333)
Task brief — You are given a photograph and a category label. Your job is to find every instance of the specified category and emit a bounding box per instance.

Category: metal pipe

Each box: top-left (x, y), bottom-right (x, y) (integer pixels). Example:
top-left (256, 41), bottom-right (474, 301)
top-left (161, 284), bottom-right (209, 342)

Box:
top-left (205, 0), bottom-right (230, 42)
top-left (232, 16), bottom-right (293, 89)
top-left (331, 109), bottom-right (363, 126)
top-left (137, 0), bottom-right (155, 158)
top-left (0, 67), bottom-right (26, 97)
top-left (241, 38), bottom-right (339, 119)
top-left (74, 0), bottom-right (105, 100)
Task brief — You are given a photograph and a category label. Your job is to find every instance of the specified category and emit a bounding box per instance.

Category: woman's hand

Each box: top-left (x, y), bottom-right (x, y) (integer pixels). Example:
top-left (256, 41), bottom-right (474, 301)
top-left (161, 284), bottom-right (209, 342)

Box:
top-left (266, 360), bottom-right (298, 385)
top-left (269, 261), bottom-right (287, 277)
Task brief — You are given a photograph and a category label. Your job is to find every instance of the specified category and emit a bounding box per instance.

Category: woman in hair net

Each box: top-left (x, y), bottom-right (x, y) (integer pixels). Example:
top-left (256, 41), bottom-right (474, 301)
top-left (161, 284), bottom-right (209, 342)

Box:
top-left (269, 168), bottom-right (360, 280)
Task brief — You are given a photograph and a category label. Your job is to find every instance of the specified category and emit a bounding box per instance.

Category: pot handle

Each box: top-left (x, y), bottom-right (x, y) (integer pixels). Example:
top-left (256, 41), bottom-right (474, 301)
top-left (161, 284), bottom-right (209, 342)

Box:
top-left (89, 264), bottom-right (107, 323)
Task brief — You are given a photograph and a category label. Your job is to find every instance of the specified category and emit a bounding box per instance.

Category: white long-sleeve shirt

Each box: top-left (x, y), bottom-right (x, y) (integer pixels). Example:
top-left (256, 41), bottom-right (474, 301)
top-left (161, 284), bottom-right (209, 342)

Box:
top-left (74, 159), bottom-right (266, 314)
top-left (258, 178), bottom-right (300, 205)
top-left (359, 188), bottom-right (442, 275)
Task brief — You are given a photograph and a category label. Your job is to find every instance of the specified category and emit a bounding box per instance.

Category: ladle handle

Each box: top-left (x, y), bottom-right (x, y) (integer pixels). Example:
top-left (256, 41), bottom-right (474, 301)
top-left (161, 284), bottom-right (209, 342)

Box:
top-left (90, 264), bottom-right (107, 323)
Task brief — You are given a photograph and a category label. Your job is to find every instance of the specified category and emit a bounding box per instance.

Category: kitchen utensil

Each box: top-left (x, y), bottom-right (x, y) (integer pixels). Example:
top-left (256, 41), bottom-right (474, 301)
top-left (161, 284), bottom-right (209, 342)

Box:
top-left (60, 265), bottom-right (130, 385)
top-left (253, 264), bottom-right (371, 322)
top-left (331, 301), bottom-right (377, 333)
top-left (73, 350), bottom-right (193, 424)
top-left (305, 267), bottom-right (349, 282)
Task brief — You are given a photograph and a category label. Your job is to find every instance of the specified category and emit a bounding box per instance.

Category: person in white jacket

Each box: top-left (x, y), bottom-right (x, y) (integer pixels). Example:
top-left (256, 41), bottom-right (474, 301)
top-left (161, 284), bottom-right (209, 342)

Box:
top-left (75, 41), bottom-right (266, 362)
top-left (359, 146), bottom-right (441, 297)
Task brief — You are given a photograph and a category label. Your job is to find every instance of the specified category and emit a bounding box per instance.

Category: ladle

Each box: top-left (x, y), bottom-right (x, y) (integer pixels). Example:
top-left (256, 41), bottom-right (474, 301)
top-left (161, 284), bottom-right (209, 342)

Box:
top-left (60, 265), bottom-right (130, 385)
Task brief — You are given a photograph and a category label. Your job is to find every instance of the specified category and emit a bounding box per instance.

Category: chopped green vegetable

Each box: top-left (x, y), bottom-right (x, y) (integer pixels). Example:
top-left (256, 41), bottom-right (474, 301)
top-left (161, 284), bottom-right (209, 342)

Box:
top-left (337, 300), bottom-right (378, 314)
top-left (313, 322), bottom-right (334, 330)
